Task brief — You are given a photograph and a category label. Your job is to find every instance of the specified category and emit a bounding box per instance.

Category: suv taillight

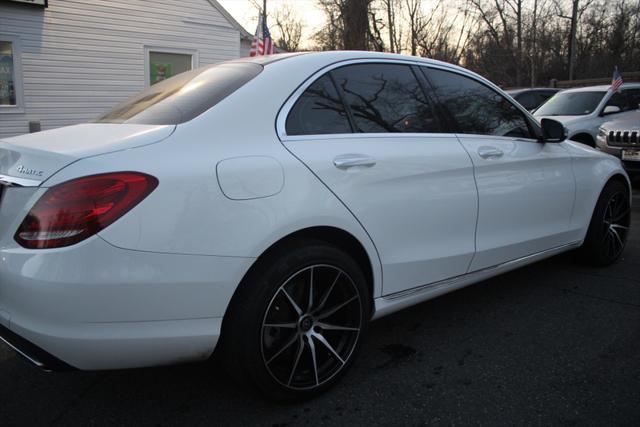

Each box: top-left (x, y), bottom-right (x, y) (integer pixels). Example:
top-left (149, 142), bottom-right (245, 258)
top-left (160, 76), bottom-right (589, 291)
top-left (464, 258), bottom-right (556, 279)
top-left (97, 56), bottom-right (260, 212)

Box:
top-left (15, 172), bottom-right (158, 249)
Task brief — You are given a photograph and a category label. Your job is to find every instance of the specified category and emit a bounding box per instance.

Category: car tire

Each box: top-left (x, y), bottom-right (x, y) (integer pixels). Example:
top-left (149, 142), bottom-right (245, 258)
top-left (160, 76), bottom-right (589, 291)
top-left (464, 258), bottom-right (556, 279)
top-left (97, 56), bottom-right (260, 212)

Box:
top-left (221, 240), bottom-right (371, 401)
top-left (580, 179), bottom-right (631, 266)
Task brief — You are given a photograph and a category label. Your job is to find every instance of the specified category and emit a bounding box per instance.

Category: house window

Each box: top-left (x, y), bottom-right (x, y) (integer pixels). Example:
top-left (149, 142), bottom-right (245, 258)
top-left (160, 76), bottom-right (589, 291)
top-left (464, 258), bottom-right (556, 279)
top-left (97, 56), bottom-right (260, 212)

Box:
top-left (0, 40), bottom-right (18, 106)
top-left (146, 49), bottom-right (196, 86)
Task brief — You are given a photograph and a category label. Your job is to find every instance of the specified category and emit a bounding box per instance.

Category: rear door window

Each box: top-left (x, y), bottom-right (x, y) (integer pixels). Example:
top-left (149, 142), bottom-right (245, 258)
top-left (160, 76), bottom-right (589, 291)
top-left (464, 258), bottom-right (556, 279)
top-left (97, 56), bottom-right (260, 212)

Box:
top-left (425, 68), bottom-right (536, 139)
top-left (330, 63), bottom-right (441, 133)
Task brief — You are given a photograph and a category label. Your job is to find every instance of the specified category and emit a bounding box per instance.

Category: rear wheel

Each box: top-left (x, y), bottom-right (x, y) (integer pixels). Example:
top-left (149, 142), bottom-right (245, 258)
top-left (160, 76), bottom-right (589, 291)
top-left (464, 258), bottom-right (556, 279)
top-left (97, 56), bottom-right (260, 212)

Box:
top-left (222, 241), bottom-right (370, 400)
top-left (580, 180), bottom-right (631, 266)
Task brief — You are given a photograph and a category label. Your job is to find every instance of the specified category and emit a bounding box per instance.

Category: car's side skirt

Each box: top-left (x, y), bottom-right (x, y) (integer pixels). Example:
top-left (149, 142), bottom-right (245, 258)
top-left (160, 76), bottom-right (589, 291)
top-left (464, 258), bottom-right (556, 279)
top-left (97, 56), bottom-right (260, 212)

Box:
top-left (372, 241), bottom-right (582, 320)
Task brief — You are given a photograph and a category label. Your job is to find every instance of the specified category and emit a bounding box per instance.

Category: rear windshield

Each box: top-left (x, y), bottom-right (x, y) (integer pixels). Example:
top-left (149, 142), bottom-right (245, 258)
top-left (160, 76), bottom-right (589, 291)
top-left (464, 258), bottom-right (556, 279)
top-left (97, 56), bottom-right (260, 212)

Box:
top-left (534, 91), bottom-right (606, 116)
top-left (95, 62), bottom-right (263, 125)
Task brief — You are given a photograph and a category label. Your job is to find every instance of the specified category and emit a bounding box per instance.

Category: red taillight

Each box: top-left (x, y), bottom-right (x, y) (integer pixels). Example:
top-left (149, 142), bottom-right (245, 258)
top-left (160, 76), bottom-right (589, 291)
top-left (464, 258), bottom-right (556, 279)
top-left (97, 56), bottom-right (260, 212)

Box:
top-left (15, 172), bottom-right (158, 249)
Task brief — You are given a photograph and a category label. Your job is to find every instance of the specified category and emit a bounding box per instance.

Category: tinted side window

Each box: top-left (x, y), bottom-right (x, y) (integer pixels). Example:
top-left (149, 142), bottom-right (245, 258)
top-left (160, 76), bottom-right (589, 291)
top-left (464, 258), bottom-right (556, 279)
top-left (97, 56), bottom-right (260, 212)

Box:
top-left (286, 75), bottom-right (352, 135)
top-left (607, 89), bottom-right (640, 112)
top-left (606, 91), bottom-right (629, 112)
top-left (515, 92), bottom-right (537, 110)
top-left (626, 89), bottom-right (640, 109)
top-left (540, 91), bottom-right (557, 103)
top-left (426, 68), bottom-right (535, 139)
top-left (331, 64), bottom-right (440, 133)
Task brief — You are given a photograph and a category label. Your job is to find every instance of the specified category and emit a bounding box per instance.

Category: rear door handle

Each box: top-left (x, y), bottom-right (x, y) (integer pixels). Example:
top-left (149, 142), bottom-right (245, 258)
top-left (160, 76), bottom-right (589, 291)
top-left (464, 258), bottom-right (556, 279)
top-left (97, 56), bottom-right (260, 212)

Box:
top-left (333, 154), bottom-right (377, 169)
top-left (477, 146), bottom-right (504, 159)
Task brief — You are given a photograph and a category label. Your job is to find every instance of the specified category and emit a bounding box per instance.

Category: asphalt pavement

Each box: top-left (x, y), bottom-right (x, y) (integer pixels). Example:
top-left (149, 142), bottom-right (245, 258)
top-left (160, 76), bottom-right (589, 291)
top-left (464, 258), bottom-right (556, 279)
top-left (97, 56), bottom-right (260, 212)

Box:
top-left (2, 188), bottom-right (639, 426)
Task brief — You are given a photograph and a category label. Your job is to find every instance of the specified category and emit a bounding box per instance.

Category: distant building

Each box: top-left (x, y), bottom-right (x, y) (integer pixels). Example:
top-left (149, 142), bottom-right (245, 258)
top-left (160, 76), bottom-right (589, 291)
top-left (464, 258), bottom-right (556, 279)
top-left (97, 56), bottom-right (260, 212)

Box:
top-left (0, 0), bottom-right (252, 138)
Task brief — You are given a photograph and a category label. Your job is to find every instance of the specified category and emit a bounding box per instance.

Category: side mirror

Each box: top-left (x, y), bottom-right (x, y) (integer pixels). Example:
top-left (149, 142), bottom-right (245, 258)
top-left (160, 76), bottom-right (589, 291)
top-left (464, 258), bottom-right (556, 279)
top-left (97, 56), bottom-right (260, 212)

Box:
top-left (541, 118), bottom-right (567, 143)
top-left (603, 105), bottom-right (621, 115)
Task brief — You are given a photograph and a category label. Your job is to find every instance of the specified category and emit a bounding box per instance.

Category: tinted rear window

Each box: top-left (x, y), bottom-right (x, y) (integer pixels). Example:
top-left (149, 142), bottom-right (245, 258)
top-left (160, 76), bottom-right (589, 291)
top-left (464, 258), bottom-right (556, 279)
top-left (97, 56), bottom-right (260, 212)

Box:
top-left (95, 62), bottom-right (263, 125)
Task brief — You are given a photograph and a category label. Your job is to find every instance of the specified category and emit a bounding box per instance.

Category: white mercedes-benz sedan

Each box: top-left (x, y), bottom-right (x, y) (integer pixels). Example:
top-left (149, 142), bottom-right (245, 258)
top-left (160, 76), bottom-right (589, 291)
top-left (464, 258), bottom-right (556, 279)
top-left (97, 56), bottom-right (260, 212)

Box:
top-left (0, 52), bottom-right (631, 400)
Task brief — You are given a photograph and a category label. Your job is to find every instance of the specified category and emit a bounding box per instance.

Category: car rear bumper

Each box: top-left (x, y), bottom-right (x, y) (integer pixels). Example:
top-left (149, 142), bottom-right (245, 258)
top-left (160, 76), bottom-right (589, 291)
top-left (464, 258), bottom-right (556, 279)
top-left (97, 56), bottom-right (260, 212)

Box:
top-left (0, 235), bottom-right (253, 370)
top-left (0, 322), bottom-right (74, 371)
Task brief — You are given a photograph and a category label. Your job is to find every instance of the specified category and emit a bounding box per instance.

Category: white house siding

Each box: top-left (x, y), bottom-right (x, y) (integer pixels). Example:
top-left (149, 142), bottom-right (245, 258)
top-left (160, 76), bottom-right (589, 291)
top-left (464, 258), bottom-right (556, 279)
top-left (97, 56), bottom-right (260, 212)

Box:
top-left (0, 0), bottom-right (242, 138)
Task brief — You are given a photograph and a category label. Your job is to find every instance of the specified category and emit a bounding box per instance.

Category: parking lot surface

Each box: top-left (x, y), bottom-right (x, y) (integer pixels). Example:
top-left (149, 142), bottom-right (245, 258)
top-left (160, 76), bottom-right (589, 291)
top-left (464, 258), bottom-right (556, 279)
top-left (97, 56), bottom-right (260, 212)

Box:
top-left (2, 189), bottom-right (639, 426)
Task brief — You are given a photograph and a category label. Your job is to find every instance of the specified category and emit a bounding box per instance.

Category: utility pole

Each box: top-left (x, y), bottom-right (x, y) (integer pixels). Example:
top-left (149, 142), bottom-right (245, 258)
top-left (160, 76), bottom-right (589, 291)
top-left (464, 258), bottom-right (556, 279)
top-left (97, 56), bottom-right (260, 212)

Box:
top-left (568, 0), bottom-right (579, 81)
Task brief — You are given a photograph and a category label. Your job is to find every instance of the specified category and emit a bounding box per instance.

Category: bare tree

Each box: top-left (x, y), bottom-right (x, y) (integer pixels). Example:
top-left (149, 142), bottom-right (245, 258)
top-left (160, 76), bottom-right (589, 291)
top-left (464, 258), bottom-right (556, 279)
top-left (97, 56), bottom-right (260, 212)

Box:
top-left (404, 0), bottom-right (427, 56)
top-left (310, 0), bottom-right (637, 86)
top-left (273, 2), bottom-right (303, 52)
top-left (344, 0), bottom-right (372, 49)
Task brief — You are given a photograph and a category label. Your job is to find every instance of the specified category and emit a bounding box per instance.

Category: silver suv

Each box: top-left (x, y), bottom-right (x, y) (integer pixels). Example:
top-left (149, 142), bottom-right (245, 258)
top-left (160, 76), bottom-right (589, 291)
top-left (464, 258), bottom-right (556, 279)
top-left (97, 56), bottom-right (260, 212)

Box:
top-left (534, 83), bottom-right (640, 147)
top-left (596, 114), bottom-right (640, 178)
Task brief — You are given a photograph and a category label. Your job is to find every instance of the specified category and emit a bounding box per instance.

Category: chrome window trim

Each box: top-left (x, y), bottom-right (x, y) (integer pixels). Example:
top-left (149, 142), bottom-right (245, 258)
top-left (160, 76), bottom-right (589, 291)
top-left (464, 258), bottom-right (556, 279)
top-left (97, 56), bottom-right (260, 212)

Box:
top-left (0, 174), bottom-right (42, 187)
top-left (276, 57), bottom-right (455, 142)
top-left (283, 132), bottom-right (460, 142)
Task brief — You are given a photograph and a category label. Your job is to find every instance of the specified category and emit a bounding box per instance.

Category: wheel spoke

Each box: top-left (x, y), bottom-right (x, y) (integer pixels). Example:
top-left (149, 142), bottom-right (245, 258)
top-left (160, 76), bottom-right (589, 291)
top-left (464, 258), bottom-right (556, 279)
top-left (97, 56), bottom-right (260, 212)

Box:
top-left (316, 321), bottom-right (359, 332)
top-left (266, 333), bottom-right (300, 365)
top-left (315, 271), bottom-right (341, 313)
top-left (613, 208), bottom-right (630, 223)
top-left (608, 235), bottom-right (616, 257)
top-left (606, 230), bottom-right (617, 257)
top-left (287, 336), bottom-right (305, 386)
top-left (312, 332), bottom-right (345, 365)
top-left (318, 295), bottom-right (358, 320)
top-left (307, 267), bottom-right (314, 312)
top-left (610, 227), bottom-right (624, 249)
top-left (308, 336), bottom-right (319, 386)
top-left (263, 322), bottom-right (297, 329)
top-left (604, 203), bottom-right (613, 222)
top-left (610, 224), bottom-right (629, 231)
top-left (281, 288), bottom-right (303, 316)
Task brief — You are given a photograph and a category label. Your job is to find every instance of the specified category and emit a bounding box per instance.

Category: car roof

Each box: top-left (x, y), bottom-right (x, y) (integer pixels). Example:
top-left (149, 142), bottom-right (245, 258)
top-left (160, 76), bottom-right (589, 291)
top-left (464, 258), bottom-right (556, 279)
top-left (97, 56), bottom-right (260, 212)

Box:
top-left (238, 50), bottom-right (475, 74)
top-left (561, 83), bottom-right (640, 93)
top-left (506, 88), bottom-right (560, 95)
top-left (237, 50), bottom-right (505, 92)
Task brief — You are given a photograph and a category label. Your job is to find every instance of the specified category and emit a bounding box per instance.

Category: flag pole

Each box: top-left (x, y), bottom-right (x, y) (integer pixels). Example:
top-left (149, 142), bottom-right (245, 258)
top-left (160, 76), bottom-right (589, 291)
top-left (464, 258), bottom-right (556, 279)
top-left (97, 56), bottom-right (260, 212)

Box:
top-left (263, 0), bottom-right (267, 23)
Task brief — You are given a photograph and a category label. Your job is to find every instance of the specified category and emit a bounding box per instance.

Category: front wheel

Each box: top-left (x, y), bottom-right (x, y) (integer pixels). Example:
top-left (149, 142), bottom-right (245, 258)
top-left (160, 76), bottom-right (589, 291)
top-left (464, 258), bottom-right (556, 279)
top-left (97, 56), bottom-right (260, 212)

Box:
top-left (580, 180), bottom-right (631, 266)
top-left (222, 241), bottom-right (370, 400)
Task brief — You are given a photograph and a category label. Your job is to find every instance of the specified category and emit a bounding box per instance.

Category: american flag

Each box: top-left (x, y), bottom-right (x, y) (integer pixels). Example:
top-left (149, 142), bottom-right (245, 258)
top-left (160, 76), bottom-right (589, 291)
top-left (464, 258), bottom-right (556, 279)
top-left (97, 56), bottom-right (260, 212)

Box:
top-left (250, 15), bottom-right (274, 56)
top-left (610, 67), bottom-right (623, 92)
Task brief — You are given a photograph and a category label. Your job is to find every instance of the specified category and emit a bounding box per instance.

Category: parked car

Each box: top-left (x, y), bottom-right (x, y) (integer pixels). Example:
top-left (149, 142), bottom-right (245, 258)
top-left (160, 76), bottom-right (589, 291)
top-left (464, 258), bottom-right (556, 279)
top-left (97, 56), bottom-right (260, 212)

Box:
top-left (534, 83), bottom-right (640, 146)
top-left (596, 113), bottom-right (640, 178)
top-left (0, 52), bottom-right (631, 400)
top-left (506, 87), bottom-right (560, 111)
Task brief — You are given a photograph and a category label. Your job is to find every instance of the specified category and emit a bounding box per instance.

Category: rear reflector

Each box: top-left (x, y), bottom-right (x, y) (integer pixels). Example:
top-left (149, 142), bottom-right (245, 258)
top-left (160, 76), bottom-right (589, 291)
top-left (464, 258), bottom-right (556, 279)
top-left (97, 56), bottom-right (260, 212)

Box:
top-left (15, 172), bottom-right (158, 249)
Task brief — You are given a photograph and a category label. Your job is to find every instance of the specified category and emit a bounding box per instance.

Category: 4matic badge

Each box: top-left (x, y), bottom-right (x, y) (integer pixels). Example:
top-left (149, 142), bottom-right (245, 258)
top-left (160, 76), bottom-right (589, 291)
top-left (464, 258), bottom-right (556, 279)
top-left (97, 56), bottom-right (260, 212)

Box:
top-left (16, 165), bottom-right (44, 177)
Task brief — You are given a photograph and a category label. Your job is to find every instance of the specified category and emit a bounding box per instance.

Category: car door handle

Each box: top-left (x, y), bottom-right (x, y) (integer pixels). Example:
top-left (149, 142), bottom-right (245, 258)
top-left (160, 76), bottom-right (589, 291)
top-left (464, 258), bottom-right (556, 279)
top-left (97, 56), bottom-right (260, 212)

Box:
top-left (477, 146), bottom-right (504, 159)
top-left (333, 154), bottom-right (377, 169)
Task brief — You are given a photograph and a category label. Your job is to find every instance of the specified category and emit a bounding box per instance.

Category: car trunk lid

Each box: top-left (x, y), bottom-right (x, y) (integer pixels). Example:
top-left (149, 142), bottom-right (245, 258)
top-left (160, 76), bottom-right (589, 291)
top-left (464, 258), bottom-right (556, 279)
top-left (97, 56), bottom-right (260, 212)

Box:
top-left (0, 123), bottom-right (175, 186)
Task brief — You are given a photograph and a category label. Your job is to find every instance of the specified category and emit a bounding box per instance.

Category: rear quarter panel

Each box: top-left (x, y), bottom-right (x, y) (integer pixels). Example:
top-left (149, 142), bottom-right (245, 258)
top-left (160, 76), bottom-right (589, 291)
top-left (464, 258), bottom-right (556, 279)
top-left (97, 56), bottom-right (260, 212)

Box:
top-left (42, 60), bottom-right (384, 298)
